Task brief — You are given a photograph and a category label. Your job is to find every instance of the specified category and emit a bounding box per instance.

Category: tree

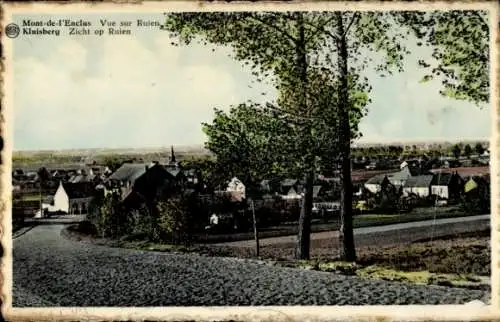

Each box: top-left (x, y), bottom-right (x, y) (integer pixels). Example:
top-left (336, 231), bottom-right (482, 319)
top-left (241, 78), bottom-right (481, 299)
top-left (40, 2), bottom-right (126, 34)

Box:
top-left (203, 72), bottom-right (368, 257)
top-left (37, 167), bottom-right (51, 184)
top-left (387, 145), bottom-right (397, 157)
top-left (202, 103), bottom-right (296, 188)
top-left (88, 190), bottom-right (123, 238)
top-left (463, 144), bottom-right (473, 158)
top-left (429, 149), bottom-right (441, 158)
top-left (36, 167), bottom-right (51, 216)
top-left (103, 156), bottom-right (124, 172)
top-left (451, 144), bottom-right (462, 159)
top-left (436, 144), bottom-right (444, 155)
top-left (474, 142), bottom-right (485, 156)
top-left (278, 66), bottom-right (368, 259)
top-left (163, 10), bottom-right (487, 261)
top-left (157, 194), bottom-right (193, 245)
top-left (399, 10), bottom-right (489, 105)
top-left (374, 182), bottom-right (401, 214)
top-left (461, 177), bottom-right (490, 215)
top-left (179, 156), bottom-right (219, 192)
top-left (162, 11), bottom-right (415, 261)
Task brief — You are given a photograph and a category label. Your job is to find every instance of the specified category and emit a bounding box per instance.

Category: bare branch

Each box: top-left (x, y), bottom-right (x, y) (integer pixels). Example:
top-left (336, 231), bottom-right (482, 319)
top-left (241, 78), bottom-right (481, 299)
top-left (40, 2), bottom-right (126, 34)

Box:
top-left (343, 12), bottom-right (359, 38)
top-left (304, 15), bottom-right (336, 43)
top-left (303, 20), bottom-right (340, 43)
top-left (247, 15), bottom-right (298, 45)
top-left (258, 104), bottom-right (325, 124)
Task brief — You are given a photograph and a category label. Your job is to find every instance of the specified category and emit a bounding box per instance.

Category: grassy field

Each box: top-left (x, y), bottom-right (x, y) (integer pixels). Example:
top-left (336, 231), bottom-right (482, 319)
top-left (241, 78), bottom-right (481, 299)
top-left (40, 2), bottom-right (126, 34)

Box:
top-left (199, 206), bottom-right (480, 243)
top-left (351, 207), bottom-right (472, 227)
top-left (20, 194), bottom-right (41, 201)
top-left (357, 229), bottom-right (490, 276)
top-left (12, 145), bottom-right (211, 168)
top-left (285, 229), bottom-right (490, 289)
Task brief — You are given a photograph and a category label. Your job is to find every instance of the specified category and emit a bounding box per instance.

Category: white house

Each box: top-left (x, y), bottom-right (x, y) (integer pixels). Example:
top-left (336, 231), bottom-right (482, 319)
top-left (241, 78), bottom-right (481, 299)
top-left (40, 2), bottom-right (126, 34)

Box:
top-left (53, 181), bottom-right (95, 214)
top-left (387, 163), bottom-right (423, 188)
top-left (281, 187), bottom-right (302, 200)
top-left (430, 172), bottom-right (463, 200)
top-left (364, 174), bottom-right (389, 194)
top-left (402, 175), bottom-right (434, 198)
top-left (53, 182), bottom-right (70, 213)
top-left (226, 177), bottom-right (246, 201)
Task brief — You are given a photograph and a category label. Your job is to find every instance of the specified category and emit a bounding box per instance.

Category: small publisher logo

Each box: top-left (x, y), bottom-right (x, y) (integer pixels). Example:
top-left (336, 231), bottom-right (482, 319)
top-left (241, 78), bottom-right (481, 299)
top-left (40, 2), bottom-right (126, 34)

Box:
top-left (5, 23), bottom-right (20, 38)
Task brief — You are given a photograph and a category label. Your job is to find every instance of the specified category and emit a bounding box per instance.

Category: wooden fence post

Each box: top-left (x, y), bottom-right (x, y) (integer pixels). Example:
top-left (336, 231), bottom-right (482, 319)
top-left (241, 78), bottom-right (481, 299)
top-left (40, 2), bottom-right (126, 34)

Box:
top-left (250, 199), bottom-right (260, 258)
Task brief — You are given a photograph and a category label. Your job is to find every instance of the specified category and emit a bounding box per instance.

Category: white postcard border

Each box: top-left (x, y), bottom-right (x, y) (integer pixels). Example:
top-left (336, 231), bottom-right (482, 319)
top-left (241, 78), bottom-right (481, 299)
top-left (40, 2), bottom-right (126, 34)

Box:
top-left (1, 1), bottom-right (498, 321)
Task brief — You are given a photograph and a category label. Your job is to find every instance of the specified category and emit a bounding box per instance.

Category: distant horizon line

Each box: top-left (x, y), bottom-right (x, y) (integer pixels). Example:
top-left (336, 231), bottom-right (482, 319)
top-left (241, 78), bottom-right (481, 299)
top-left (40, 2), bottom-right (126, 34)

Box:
top-left (13, 137), bottom-right (490, 154)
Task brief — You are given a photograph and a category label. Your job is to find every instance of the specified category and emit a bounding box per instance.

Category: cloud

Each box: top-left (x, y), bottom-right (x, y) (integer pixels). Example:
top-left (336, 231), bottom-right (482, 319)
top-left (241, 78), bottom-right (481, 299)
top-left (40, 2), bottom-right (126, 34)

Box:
top-left (13, 35), bottom-right (249, 150)
top-left (13, 26), bottom-right (491, 150)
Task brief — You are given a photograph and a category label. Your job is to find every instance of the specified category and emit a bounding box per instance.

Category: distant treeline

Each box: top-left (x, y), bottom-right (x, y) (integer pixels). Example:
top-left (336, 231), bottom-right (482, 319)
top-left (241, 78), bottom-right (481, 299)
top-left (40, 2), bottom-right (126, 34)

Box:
top-left (352, 142), bottom-right (488, 158)
top-left (13, 141), bottom-right (487, 169)
top-left (12, 151), bottom-right (215, 169)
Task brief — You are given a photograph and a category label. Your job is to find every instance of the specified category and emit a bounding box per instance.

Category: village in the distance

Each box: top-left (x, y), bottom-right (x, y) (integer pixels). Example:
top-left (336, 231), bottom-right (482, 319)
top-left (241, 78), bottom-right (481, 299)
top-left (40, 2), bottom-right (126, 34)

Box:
top-left (13, 140), bottom-right (490, 234)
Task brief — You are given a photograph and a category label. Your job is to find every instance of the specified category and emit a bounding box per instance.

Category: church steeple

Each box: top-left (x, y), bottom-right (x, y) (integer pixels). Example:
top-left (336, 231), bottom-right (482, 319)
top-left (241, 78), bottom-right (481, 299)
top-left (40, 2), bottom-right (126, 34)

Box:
top-left (170, 145), bottom-right (176, 165)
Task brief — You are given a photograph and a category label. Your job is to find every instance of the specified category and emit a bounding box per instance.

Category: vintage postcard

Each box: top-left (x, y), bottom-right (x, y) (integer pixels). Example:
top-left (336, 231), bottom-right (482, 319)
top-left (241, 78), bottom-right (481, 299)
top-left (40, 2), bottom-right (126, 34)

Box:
top-left (1, 1), bottom-right (498, 321)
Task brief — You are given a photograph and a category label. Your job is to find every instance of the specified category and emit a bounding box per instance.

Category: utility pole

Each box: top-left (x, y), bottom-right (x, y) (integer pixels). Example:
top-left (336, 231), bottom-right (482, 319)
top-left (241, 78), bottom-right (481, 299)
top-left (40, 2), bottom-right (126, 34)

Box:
top-left (39, 182), bottom-right (43, 218)
top-left (250, 198), bottom-right (260, 258)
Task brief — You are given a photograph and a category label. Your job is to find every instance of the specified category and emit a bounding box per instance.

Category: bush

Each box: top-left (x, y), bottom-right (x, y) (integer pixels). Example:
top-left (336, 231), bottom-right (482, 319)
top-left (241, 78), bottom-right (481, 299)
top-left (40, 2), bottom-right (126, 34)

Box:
top-left (87, 190), bottom-right (128, 238)
top-left (86, 188), bottom-right (220, 244)
top-left (460, 182), bottom-right (490, 215)
top-left (373, 185), bottom-right (401, 214)
top-left (75, 220), bottom-right (98, 236)
top-left (126, 205), bottom-right (161, 242)
top-left (157, 196), bottom-right (194, 245)
top-left (12, 212), bottom-right (25, 232)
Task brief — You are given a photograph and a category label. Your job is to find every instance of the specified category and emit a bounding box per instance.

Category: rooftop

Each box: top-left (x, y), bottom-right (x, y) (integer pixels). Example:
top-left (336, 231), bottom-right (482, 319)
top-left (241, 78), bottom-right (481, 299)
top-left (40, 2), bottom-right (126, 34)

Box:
top-left (108, 163), bottom-right (149, 183)
top-left (62, 182), bottom-right (96, 199)
top-left (404, 175), bottom-right (434, 188)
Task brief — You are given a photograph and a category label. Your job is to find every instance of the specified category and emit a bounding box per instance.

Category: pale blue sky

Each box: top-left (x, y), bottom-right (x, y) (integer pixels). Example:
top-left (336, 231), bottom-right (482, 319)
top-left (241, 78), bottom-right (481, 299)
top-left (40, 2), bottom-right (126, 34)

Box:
top-left (12, 12), bottom-right (491, 151)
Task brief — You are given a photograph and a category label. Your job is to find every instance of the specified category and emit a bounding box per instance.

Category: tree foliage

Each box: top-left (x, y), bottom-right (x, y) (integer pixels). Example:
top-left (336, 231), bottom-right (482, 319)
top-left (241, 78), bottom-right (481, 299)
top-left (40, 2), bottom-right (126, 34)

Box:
top-left (103, 156), bottom-right (125, 172)
top-left (474, 143), bottom-right (485, 156)
top-left (202, 102), bottom-right (296, 187)
top-left (126, 204), bottom-right (162, 241)
top-left (161, 11), bottom-right (413, 261)
top-left (202, 75), bottom-right (369, 187)
top-left (451, 144), bottom-right (462, 159)
top-left (157, 195), bottom-right (194, 245)
top-left (162, 10), bottom-right (489, 261)
top-left (374, 183), bottom-right (402, 214)
top-left (461, 179), bottom-right (490, 214)
top-left (37, 167), bottom-right (51, 181)
top-left (400, 10), bottom-right (489, 105)
top-left (463, 144), bottom-right (473, 158)
top-left (179, 157), bottom-right (221, 191)
top-left (87, 191), bottom-right (125, 238)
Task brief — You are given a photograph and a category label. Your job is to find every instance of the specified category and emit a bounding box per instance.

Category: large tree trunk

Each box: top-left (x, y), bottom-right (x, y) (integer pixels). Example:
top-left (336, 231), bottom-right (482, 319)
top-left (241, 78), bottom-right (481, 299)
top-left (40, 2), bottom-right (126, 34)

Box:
top-left (296, 169), bottom-right (315, 259)
top-left (295, 12), bottom-right (314, 260)
top-left (336, 13), bottom-right (356, 262)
